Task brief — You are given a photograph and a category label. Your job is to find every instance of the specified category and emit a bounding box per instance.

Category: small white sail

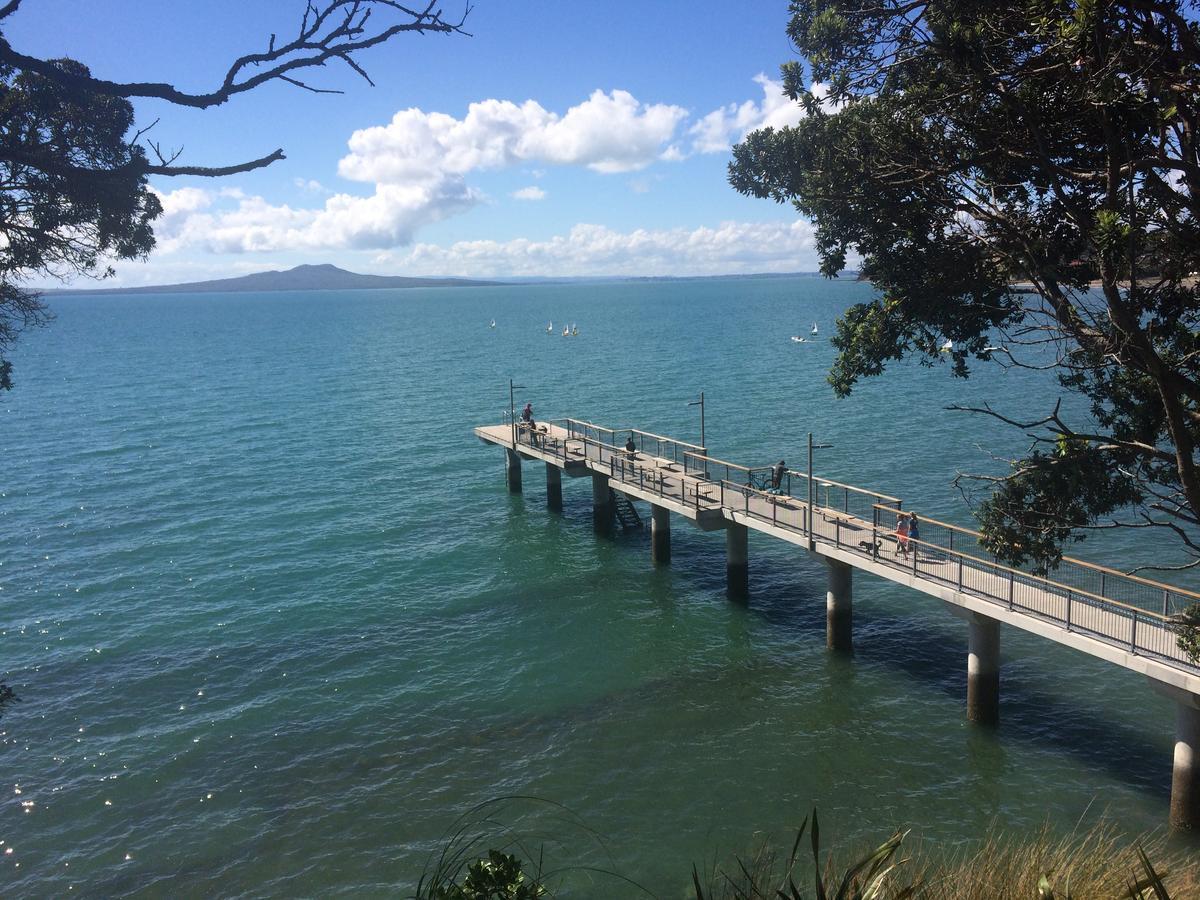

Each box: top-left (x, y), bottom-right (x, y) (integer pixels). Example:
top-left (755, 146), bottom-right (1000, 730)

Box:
top-left (940, 338), bottom-right (953, 352)
top-left (811, 322), bottom-right (819, 335)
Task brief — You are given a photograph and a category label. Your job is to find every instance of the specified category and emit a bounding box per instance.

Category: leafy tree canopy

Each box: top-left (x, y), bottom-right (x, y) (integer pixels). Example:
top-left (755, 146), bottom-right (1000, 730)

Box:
top-left (730, 0), bottom-right (1200, 572)
top-left (0, 58), bottom-right (158, 389)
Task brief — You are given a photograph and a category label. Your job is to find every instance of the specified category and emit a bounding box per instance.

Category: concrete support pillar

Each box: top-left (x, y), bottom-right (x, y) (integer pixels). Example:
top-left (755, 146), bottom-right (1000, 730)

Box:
top-left (651, 504), bottom-right (671, 565)
top-left (546, 463), bottom-right (562, 512)
top-left (967, 615), bottom-right (1000, 726)
top-left (726, 522), bottom-right (748, 602)
top-left (505, 448), bottom-right (522, 494)
top-left (1171, 696), bottom-right (1200, 830)
top-left (825, 559), bottom-right (853, 652)
top-left (591, 473), bottom-right (613, 535)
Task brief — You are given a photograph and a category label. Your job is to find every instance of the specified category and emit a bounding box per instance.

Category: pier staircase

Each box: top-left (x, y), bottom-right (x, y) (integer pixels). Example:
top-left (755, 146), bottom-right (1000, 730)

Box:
top-left (610, 488), bottom-right (643, 531)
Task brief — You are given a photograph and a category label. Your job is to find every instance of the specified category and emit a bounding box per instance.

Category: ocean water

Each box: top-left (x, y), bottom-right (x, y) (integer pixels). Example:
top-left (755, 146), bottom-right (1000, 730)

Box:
top-left (1, 276), bottom-right (1197, 896)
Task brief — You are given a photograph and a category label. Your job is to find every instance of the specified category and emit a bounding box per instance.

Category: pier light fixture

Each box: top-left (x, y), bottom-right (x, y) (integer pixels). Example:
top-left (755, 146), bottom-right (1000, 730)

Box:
top-left (807, 432), bottom-right (834, 550)
top-left (509, 379), bottom-right (527, 445)
top-left (687, 391), bottom-right (706, 454)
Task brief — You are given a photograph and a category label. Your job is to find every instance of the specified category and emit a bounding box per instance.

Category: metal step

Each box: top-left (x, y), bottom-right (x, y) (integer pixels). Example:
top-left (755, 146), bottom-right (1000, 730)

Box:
top-left (609, 487), bottom-right (643, 530)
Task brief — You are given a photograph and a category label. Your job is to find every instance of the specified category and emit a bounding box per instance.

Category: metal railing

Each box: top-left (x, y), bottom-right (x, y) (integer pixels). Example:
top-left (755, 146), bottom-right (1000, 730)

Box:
top-left (872, 505), bottom-right (1200, 620)
top-left (889, 531), bottom-right (1189, 669)
top-left (681, 451), bottom-right (755, 485)
top-left (786, 472), bottom-right (904, 526)
top-left (565, 418), bottom-right (621, 448)
top-left (625, 428), bottom-right (706, 466)
top-left (498, 413), bottom-right (1199, 673)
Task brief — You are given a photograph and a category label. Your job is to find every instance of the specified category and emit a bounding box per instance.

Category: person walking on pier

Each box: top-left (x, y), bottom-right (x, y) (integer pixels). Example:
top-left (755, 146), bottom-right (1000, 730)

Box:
top-left (907, 513), bottom-right (920, 561)
top-left (771, 459), bottom-right (786, 494)
top-left (625, 433), bottom-right (637, 459)
top-left (894, 513), bottom-right (910, 559)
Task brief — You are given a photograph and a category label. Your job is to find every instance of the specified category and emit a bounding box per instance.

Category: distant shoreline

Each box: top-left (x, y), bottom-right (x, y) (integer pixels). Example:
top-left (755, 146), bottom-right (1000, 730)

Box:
top-left (40, 264), bottom-right (853, 298)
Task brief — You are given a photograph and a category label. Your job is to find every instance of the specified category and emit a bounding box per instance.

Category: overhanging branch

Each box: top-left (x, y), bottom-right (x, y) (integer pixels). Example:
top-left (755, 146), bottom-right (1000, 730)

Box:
top-left (146, 149), bottom-right (286, 177)
top-left (0, 1), bottom-right (472, 109)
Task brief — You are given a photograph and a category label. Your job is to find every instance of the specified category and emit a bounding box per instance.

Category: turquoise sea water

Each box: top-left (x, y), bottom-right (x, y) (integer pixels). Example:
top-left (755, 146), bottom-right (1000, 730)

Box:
top-left (2, 276), bottom-right (1197, 896)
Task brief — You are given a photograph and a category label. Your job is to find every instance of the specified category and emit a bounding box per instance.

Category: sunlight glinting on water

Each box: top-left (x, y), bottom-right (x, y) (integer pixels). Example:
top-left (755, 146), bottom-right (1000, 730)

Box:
top-left (0, 277), bottom-right (1192, 895)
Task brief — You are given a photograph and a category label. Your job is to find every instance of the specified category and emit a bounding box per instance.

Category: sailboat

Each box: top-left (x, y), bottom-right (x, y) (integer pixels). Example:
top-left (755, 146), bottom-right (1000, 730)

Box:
top-left (562, 325), bottom-right (570, 337)
top-left (489, 319), bottom-right (496, 329)
top-left (571, 323), bottom-right (579, 336)
top-left (547, 321), bottom-right (553, 334)
top-left (939, 338), bottom-right (954, 352)
top-left (811, 322), bottom-right (819, 336)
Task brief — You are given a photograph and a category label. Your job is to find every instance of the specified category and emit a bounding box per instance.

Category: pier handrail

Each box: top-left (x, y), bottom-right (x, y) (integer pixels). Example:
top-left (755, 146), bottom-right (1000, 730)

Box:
top-left (683, 450), bottom-right (754, 477)
top-left (790, 470), bottom-right (903, 506)
top-left (887, 532), bottom-right (1185, 665)
top-left (873, 503), bottom-right (1200, 617)
top-left (565, 418), bottom-right (621, 446)
top-left (715, 476), bottom-right (1178, 627)
top-left (621, 428), bottom-right (707, 466)
top-left (897, 534), bottom-right (1174, 622)
top-left (628, 427), bottom-right (706, 454)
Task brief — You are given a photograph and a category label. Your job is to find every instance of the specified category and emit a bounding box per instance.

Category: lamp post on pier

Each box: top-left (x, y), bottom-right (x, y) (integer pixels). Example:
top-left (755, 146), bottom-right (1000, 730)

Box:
top-left (509, 378), bottom-right (526, 446)
top-left (807, 432), bottom-right (833, 551)
top-left (688, 390), bottom-right (705, 453)
top-left (506, 379), bottom-right (529, 494)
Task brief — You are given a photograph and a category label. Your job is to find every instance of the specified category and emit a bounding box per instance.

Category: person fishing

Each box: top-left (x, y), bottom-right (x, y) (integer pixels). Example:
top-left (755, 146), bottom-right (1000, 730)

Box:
top-left (520, 402), bottom-right (539, 446)
top-left (770, 459), bottom-right (786, 493)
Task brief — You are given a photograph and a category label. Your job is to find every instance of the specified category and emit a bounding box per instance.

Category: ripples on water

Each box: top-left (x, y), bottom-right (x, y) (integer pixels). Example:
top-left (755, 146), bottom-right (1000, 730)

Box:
top-left (0, 279), bottom-right (1194, 895)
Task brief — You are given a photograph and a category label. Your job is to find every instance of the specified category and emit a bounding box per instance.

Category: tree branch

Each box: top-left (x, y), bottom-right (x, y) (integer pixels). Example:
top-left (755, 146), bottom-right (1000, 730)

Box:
top-left (0, 1), bottom-right (471, 109)
top-left (145, 149), bottom-right (286, 177)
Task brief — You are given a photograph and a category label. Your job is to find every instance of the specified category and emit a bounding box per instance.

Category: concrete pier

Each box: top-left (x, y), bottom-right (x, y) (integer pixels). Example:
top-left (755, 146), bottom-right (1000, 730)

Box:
top-left (591, 472), bottom-right (613, 535)
top-left (967, 615), bottom-right (1000, 725)
top-left (505, 448), bottom-right (522, 493)
top-left (546, 463), bottom-right (562, 511)
top-left (726, 522), bottom-right (748, 601)
top-left (1171, 694), bottom-right (1200, 830)
top-left (825, 559), bottom-right (853, 652)
top-left (476, 414), bottom-right (1200, 829)
top-left (651, 504), bottom-right (671, 565)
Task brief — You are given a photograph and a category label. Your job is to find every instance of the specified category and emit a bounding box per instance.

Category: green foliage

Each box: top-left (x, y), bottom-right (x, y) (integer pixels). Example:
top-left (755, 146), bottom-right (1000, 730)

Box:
top-left (691, 808), bottom-right (915, 900)
top-left (730, 0), bottom-right (1200, 567)
top-left (0, 57), bottom-right (160, 388)
top-left (414, 807), bottom-right (1200, 899)
top-left (976, 444), bottom-right (1141, 571)
top-left (427, 850), bottom-right (544, 900)
top-left (1172, 603), bottom-right (1200, 665)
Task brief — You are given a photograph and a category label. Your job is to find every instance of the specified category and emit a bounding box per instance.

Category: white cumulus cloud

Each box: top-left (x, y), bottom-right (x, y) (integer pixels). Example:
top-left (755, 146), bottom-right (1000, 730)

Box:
top-left (690, 74), bottom-right (808, 154)
top-left (151, 179), bottom-right (481, 254)
top-left (377, 220), bottom-right (823, 277)
top-left (338, 89), bottom-right (688, 183)
top-left (146, 82), bottom-right (839, 261)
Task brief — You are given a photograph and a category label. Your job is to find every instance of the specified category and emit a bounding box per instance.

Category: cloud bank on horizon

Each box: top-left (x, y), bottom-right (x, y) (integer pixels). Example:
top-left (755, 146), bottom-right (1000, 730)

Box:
top-left (126, 75), bottom-right (822, 284)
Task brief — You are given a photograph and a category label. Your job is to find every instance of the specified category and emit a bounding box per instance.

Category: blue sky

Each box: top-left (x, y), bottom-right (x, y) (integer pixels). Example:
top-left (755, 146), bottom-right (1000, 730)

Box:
top-left (9, 1), bottom-right (824, 286)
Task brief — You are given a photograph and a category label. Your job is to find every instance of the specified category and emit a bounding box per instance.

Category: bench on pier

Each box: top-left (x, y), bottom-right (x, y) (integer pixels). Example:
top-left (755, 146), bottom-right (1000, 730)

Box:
top-left (650, 455), bottom-right (682, 473)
